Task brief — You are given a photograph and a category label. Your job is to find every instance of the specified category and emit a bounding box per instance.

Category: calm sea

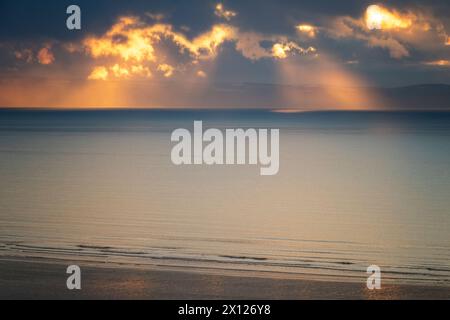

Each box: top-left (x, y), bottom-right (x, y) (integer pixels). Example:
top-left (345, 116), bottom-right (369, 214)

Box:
top-left (0, 109), bottom-right (449, 286)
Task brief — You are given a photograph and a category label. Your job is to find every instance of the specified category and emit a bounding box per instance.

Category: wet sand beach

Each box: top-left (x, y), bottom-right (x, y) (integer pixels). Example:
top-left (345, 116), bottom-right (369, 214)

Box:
top-left (0, 258), bottom-right (449, 300)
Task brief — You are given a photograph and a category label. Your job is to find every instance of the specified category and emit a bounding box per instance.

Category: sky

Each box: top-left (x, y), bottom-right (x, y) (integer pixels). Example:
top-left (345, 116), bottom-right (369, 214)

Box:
top-left (0, 0), bottom-right (449, 109)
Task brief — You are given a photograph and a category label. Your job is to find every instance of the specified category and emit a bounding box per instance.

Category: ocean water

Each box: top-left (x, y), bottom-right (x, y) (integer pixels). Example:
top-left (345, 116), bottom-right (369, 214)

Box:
top-left (0, 109), bottom-right (449, 287)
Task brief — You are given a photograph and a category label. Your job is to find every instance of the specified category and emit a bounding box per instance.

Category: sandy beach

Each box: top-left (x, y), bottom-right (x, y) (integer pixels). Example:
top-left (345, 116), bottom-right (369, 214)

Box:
top-left (0, 257), bottom-right (448, 300)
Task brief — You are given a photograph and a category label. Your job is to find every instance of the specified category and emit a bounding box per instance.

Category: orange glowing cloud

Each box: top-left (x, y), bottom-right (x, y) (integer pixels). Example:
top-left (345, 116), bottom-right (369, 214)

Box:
top-left (235, 32), bottom-right (316, 61)
top-left (82, 16), bottom-right (239, 80)
top-left (83, 17), bottom-right (236, 62)
top-left (16, 45), bottom-right (55, 65)
top-left (271, 42), bottom-right (316, 59)
top-left (88, 66), bottom-right (109, 80)
top-left (80, 15), bottom-right (314, 80)
top-left (365, 5), bottom-right (413, 30)
top-left (83, 17), bottom-right (157, 62)
top-left (214, 3), bottom-right (237, 21)
top-left (157, 63), bottom-right (175, 77)
top-left (37, 46), bottom-right (55, 65)
top-left (88, 63), bottom-right (152, 80)
top-left (296, 24), bottom-right (318, 38)
top-left (14, 46), bottom-right (55, 65)
top-left (327, 4), bottom-right (450, 59)
top-left (196, 70), bottom-right (207, 78)
top-left (186, 24), bottom-right (237, 58)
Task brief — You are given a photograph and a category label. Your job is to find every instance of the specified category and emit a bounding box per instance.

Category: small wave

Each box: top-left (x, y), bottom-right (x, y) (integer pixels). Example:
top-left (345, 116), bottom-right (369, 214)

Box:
top-left (220, 255), bottom-right (268, 261)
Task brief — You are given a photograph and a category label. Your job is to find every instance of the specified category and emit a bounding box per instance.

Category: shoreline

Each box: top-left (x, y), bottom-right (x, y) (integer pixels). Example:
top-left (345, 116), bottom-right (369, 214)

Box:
top-left (0, 257), bottom-right (448, 300)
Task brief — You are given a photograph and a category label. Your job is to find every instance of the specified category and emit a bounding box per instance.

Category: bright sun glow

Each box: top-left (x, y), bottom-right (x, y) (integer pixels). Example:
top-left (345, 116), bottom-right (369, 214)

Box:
top-left (365, 4), bottom-right (413, 30)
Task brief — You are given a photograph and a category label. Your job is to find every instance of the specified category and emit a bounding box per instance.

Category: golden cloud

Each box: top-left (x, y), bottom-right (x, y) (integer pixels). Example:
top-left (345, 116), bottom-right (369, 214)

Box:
top-left (3, 13), bottom-right (317, 85)
top-left (296, 24), bottom-right (317, 38)
top-left (15, 46), bottom-right (54, 65)
top-left (196, 70), bottom-right (207, 78)
top-left (327, 4), bottom-right (450, 59)
top-left (157, 63), bottom-right (175, 77)
top-left (365, 5), bottom-right (413, 30)
top-left (37, 46), bottom-right (55, 65)
top-left (88, 63), bottom-right (152, 80)
top-left (214, 3), bottom-right (237, 21)
top-left (271, 42), bottom-right (316, 59)
top-left (88, 66), bottom-right (109, 80)
top-left (186, 24), bottom-right (237, 58)
top-left (79, 15), bottom-right (315, 80)
top-left (82, 16), bottom-right (241, 80)
top-left (130, 65), bottom-right (152, 77)
top-left (83, 17), bottom-right (157, 62)
top-left (235, 32), bottom-right (316, 61)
